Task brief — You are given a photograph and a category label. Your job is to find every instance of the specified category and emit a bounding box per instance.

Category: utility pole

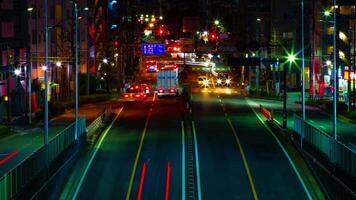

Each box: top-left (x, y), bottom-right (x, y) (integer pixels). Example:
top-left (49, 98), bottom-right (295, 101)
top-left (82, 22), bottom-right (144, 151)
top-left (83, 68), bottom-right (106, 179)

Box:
top-left (6, 47), bottom-right (11, 128)
top-left (44, 0), bottom-right (49, 167)
top-left (74, 1), bottom-right (79, 140)
top-left (256, 65), bottom-right (259, 96)
top-left (301, 0), bottom-right (306, 147)
top-left (283, 63), bottom-right (287, 133)
top-left (86, 0), bottom-right (90, 96)
top-left (332, 0), bottom-right (337, 140)
top-left (28, 61), bottom-right (32, 125)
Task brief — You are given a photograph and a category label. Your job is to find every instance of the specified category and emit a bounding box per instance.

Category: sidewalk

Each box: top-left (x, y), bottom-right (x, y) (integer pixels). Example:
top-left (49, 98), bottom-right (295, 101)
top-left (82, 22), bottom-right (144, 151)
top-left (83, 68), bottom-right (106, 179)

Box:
top-left (0, 101), bottom-right (113, 176)
top-left (248, 95), bottom-right (356, 148)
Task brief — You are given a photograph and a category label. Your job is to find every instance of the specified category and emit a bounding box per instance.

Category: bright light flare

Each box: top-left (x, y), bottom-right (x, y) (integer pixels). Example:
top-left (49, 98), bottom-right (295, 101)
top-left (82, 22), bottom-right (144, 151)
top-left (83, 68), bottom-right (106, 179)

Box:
top-left (203, 79), bottom-right (209, 87)
top-left (14, 69), bottom-right (21, 76)
top-left (225, 79), bottom-right (231, 85)
top-left (217, 79), bottom-right (222, 84)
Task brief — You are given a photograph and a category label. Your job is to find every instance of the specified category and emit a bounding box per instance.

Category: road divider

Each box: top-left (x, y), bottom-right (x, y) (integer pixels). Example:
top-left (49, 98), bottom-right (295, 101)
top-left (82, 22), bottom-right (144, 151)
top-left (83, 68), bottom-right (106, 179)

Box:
top-left (259, 105), bottom-right (273, 121)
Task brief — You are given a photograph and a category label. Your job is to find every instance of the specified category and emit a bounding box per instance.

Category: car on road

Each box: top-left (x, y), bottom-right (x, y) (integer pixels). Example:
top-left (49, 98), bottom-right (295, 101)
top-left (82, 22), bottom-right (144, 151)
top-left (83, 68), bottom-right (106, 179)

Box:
top-left (141, 83), bottom-right (151, 95)
top-left (215, 73), bottom-right (231, 87)
top-left (197, 76), bottom-right (209, 87)
top-left (122, 84), bottom-right (147, 102)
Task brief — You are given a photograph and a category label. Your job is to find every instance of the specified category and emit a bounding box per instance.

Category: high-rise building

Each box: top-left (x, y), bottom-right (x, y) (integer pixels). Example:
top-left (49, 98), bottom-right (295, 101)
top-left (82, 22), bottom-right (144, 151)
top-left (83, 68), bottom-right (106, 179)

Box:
top-left (0, 0), bottom-right (29, 115)
top-left (27, 0), bottom-right (91, 100)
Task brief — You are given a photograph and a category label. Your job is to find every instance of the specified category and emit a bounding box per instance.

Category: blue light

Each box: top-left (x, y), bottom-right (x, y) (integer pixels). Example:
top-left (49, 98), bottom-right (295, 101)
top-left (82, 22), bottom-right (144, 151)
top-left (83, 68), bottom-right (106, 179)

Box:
top-left (111, 24), bottom-right (118, 29)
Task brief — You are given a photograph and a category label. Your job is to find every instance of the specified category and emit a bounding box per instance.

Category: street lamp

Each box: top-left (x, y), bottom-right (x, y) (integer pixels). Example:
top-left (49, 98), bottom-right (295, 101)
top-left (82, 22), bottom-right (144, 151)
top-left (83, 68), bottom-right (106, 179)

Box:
top-left (14, 69), bottom-right (21, 76)
top-left (324, 10), bottom-right (331, 17)
top-left (103, 58), bottom-right (108, 64)
top-left (256, 18), bottom-right (262, 22)
top-left (56, 61), bottom-right (62, 67)
top-left (214, 19), bottom-right (220, 25)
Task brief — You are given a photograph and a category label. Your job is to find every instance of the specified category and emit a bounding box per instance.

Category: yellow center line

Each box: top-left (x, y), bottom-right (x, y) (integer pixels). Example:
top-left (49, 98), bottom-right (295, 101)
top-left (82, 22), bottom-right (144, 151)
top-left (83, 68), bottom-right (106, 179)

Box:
top-left (219, 97), bottom-right (259, 200)
top-left (125, 94), bottom-right (156, 200)
top-left (226, 118), bottom-right (259, 200)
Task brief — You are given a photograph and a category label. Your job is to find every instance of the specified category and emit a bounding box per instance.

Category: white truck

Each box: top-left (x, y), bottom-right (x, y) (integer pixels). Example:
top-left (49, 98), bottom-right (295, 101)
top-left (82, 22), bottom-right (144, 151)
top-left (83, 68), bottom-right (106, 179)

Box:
top-left (156, 65), bottom-right (179, 97)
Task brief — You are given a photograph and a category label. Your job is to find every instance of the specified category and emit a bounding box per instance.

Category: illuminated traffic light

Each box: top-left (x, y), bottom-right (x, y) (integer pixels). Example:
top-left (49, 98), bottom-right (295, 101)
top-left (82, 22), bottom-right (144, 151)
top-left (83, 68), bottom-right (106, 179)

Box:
top-left (158, 29), bottom-right (164, 36)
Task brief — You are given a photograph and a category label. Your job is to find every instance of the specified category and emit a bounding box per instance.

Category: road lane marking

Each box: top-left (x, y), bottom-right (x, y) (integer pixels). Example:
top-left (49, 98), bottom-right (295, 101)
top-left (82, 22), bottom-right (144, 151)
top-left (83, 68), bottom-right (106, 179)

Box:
top-left (137, 162), bottom-right (147, 200)
top-left (220, 96), bottom-right (258, 199)
top-left (191, 121), bottom-right (202, 200)
top-left (0, 150), bottom-right (19, 166)
top-left (226, 118), bottom-right (259, 200)
top-left (73, 106), bottom-right (124, 200)
top-left (246, 98), bottom-right (313, 200)
top-left (181, 121), bottom-right (186, 200)
top-left (126, 96), bottom-right (156, 200)
top-left (165, 161), bottom-right (171, 200)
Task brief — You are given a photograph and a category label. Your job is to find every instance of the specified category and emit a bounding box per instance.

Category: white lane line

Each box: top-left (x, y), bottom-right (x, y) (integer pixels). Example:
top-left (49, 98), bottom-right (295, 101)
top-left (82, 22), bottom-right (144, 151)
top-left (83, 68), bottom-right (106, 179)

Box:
top-left (191, 121), bottom-right (202, 200)
top-left (181, 121), bottom-right (186, 200)
top-left (245, 98), bottom-right (313, 200)
top-left (72, 106), bottom-right (124, 200)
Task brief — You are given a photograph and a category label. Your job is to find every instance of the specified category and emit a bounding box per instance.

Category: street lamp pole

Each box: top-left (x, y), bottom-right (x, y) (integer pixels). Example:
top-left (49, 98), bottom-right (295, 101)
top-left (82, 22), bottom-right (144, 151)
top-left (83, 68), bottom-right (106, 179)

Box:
top-left (332, 0), bottom-right (337, 140)
top-left (283, 63), bottom-right (288, 133)
top-left (44, 0), bottom-right (49, 166)
top-left (301, 0), bottom-right (306, 147)
top-left (74, 2), bottom-right (79, 140)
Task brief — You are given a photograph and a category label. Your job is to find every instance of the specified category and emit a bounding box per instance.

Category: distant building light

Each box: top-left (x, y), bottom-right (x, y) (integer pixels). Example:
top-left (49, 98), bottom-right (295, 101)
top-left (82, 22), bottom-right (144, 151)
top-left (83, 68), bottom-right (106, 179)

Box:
top-left (339, 31), bottom-right (347, 42)
top-left (56, 61), bottom-right (62, 67)
top-left (83, 7), bottom-right (89, 11)
top-left (27, 7), bottom-right (34, 12)
top-left (103, 58), bottom-right (108, 64)
top-left (256, 18), bottom-right (261, 22)
top-left (326, 60), bottom-right (332, 66)
top-left (42, 65), bottom-right (48, 71)
top-left (14, 69), bottom-right (21, 76)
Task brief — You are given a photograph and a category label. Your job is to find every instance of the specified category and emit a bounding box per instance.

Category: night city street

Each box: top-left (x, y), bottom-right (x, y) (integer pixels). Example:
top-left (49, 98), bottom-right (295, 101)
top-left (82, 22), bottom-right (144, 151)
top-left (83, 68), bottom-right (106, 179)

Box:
top-left (0, 0), bottom-right (356, 200)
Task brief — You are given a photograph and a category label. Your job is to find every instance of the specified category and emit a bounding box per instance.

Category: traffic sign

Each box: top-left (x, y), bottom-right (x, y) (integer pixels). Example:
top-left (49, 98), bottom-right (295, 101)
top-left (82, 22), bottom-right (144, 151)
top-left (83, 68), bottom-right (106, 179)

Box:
top-left (141, 43), bottom-right (165, 56)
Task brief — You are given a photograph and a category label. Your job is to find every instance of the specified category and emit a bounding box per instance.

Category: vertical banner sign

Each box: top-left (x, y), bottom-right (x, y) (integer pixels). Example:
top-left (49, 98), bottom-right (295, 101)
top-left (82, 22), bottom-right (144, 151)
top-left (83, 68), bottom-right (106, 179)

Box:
top-left (141, 44), bottom-right (165, 56)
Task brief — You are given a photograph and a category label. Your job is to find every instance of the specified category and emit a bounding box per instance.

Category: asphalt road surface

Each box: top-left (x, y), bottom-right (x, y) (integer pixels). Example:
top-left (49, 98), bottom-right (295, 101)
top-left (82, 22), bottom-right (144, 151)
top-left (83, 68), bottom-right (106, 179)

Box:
top-left (59, 85), bottom-right (313, 200)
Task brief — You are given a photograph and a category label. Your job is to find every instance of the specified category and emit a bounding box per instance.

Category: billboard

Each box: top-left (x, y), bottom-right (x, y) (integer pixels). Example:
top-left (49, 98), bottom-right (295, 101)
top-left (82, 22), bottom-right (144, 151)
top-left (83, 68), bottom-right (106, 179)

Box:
top-left (141, 43), bottom-right (165, 56)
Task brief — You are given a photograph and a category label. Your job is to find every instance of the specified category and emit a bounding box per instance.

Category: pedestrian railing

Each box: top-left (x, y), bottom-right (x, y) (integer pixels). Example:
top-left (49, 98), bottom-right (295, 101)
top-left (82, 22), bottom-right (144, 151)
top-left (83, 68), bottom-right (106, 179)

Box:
top-left (294, 114), bottom-right (356, 178)
top-left (0, 117), bottom-right (86, 200)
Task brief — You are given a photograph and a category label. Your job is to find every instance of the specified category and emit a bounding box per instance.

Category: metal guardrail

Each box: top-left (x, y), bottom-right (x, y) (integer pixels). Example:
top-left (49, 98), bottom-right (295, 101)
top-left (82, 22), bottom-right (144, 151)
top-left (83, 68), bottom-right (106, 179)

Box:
top-left (0, 117), bottom-right (86, 200)
top-left (293, 114), bottom-right (356, 178)
top-left (87, 105), bottom-right (112, 137)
